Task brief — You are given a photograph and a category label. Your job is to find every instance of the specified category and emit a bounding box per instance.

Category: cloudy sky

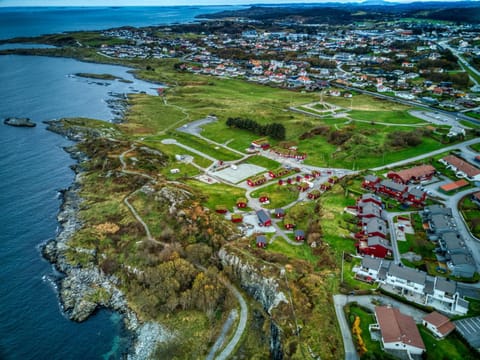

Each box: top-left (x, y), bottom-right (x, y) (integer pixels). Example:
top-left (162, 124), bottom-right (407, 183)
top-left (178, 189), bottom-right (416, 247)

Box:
top-left (0, 0), bottom-right (469, 7)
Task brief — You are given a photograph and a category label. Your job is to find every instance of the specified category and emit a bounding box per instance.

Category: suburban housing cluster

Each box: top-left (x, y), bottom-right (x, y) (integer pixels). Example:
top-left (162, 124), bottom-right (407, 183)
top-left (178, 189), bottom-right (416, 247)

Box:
top-left (98, 21), bottom-right (480, 113)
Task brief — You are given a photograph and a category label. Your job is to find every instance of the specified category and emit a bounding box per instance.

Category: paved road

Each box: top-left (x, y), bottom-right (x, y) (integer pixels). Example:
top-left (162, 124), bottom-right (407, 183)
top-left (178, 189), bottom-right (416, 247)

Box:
top-left (371, 137), bottom-right (480, 172)
top-left (177, 116), bottom-right (246, 157)
top-left (333, 295), bottom-right (359, 360)
top-left (215, 282), bottom-right (248, 360)
top-left (206, 309), bottom-right (238, 360)
top-left (334, 83), bottom-right (480, 126)
top-left (383, 212), bottom-right (406, 265)
top-left (440, 41), bottom-right (480, 86)
top-left (161, 138), bottom-right (217, 162)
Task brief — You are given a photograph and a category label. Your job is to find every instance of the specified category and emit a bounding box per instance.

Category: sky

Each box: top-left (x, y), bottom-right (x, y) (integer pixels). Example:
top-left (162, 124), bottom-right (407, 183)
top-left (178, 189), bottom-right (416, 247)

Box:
top-left (0, 0), bottom-right (471, 7)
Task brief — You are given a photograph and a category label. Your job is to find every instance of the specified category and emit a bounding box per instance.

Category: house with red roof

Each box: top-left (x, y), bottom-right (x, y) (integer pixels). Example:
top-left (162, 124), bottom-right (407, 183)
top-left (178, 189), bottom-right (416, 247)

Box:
top-left (372, 306), bottom-right (425, 356)
top-left (422, 311), bottom-right (455, 339)
top-left (388, 164), bottom-right (436, 184)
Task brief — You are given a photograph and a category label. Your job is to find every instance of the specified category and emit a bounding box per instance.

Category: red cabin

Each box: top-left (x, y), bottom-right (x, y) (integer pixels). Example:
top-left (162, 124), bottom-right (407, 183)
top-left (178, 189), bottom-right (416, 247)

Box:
top-left (215, 205), bottom-right (228, 214)
top-left (231, 214), bottom-right (243, 223)
top-left (308, 190), bottom-right (321, 199)
top-left (256, 235), bottom-right (267, 248)
top-left (294, 230), bottom-right (305, 241)
top-left (256, 210), bottom-right (272, 227)
top-left (236, 198), bottom-right (247, 208)
top-left (247, 175), bottom-right (267, 187)
top-left (259, 193), bottom-right (270, 204)
top-left (298, 183), bottom-right (310, 192)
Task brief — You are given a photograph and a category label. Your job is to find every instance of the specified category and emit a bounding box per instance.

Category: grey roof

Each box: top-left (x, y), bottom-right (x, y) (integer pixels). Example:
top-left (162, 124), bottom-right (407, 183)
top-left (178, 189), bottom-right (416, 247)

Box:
top-left (256, 210), bottom-right (270, 224)
top-left (378, 260), bottom-right (391, 280)
top-left (388, 264), bottom-right (426, 285)
top-left (361, 256), bottom-right (383, 271)
top-left (256, 235), bottom-right (267, 245)
top-left (430, 214), bottom-right (453, 231)
top-left (450, 253), bottom-right (476, 267)
top-left (367, 236), bottom-right (392, 250)
top-left (365, 175), bottom-right (380, 183)
top-left (275, 208), bottom-right (285, 215)
top-left (441, 233), bottom-right (467, 254)
top-left (380, 179), bottom-right (407, 192)
top-left (424, 276), bottom-right (435, 295)
top-left (435, 277), bottom-right (456, 295)
top-left (361, 193), bottom-right (382, 203)
top-left (359, 202), bottom-right (382, 217)
top-left (407, 187), bottom-right (426, 199)
top-left (365, 217), bottom-right (387, 235)
top-left (423, 205), bottom-right (452, 217)
top-left (294, 230), bottom-right (305, 237)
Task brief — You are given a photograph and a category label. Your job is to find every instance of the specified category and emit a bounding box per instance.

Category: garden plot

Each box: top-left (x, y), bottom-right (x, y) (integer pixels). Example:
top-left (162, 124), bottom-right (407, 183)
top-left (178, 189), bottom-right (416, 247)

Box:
top-left (214, 163), bottom-right (266, 184)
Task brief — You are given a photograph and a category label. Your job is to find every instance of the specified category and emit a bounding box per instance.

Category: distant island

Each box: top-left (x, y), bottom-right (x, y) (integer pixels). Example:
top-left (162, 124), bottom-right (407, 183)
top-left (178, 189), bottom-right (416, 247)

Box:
top-left (74, 72), bottom-right (132, 83)
top-left (4, 117), bottom-right (36, 127)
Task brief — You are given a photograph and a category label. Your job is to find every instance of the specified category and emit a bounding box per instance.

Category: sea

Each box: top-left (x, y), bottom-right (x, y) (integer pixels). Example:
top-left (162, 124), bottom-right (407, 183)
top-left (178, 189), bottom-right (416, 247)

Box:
top-left (0, 6), bottom-right (243, 360)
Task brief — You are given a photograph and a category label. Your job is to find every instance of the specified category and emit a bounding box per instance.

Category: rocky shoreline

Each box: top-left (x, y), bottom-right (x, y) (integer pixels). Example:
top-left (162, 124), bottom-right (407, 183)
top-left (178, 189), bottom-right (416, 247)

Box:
top-left (4, 117), bottom-right (36, 127)
top-left (43, 120), bottom-right (173, 359)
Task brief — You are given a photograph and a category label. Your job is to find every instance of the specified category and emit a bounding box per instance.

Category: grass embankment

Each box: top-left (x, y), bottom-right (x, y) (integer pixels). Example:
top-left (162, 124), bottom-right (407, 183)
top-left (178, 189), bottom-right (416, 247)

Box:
top-left (344, 304), bottom-right (384, 357)
top-left (459, 196), bottom-right (480, 239)
top-left (251, 183), bottom-right (299, 209)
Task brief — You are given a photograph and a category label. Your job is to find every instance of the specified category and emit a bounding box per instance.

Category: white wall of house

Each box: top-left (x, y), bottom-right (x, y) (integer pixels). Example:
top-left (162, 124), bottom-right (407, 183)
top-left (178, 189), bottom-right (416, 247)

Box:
top-left (422, 321), bottom-right (445, 338)
top-left (383, 340), bottom-right (424, 355)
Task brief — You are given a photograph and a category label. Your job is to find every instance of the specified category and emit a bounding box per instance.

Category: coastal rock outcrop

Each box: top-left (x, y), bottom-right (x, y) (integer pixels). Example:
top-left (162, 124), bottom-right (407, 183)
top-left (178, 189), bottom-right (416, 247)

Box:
top-left (4, 117), bottom-right (36, 127)
top-left (43, 120), bottom-right (173, 359)
top-left (218, 248), bottom-right (287, 359)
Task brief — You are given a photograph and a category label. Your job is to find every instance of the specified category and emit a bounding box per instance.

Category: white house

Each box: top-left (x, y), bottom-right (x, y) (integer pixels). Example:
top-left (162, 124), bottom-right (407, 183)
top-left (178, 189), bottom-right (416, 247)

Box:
top-left (373, 306), bottom-right (425, 356)
top-left (422, 311), bottom-right (455, 339)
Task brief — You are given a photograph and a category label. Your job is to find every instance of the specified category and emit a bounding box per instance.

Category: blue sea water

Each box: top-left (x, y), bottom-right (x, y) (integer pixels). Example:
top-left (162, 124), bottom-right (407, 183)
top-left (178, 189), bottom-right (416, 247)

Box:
top-left (0, 5), bottom-right (242, 359)
top-left (0, 6), bottom-right (243, 40)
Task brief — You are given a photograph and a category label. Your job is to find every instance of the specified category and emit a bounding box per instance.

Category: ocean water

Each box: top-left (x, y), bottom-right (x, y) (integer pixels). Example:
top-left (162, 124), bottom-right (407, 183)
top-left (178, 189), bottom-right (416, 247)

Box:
top-left (0, 6), bottom-right (245, 359)
top-left (0, 6), bottom-right (243, 40)
top-left (0, 54), bottom-right (161, 359)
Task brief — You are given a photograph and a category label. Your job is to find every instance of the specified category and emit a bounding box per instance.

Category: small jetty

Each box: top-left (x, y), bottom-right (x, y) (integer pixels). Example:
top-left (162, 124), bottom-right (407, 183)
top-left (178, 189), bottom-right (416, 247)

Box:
top-left (3, 117), bottom-right (36, 127)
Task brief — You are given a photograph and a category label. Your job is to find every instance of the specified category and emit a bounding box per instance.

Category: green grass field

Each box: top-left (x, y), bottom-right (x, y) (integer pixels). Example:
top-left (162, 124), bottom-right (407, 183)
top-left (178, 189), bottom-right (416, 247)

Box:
top-left (186, 180), bottom-right (246, 211)
top-left (349, 110), bottom-right (426, 125)
top-left (419, 326), bottom-right (477, 360)
top-left (268, 237), bottom-right (318, 265)
top-left (251, 183), bottom-right (299, 209)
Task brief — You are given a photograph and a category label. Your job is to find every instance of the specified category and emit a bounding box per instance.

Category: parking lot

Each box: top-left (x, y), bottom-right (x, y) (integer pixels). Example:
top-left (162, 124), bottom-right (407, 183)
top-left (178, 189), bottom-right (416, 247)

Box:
top-left (214, 164), bottom-right (266, 184)
top-left (454, 316), bottom-right (480, 350)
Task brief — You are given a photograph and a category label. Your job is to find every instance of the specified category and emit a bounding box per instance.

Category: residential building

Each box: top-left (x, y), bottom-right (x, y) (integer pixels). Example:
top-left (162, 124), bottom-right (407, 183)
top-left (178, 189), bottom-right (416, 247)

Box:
top-left (422, 311), bottom-right (455, 338)
top-left (387, 164), bottom-right (436, 184)
top-left (371, 306), bottom-right (425, 356)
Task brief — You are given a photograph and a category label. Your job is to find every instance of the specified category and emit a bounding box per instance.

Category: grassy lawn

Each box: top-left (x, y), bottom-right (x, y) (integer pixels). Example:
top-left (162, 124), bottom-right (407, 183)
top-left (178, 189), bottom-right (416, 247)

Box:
top-left (349, 109), bottom-right (426, 125)
top-left (324, 93), bottom-right (411, 112)
top-left (343, 257), bottom-right (376, 292)
top-left (251, 183), bottom-right (299, 209)
top-left (169, 132), bottom-right (242, 162)
top-left (345, 304), bottom-right (383, 356)
top-left (268, 237), bottom-right (318, 265)
top-left (141, 139), bottom-right (213, 169)
top-left (459, 195), bottom-right (480, 238)
top-left (319, 185), bottom-right (358, 256)
top-left (242, 155), bottom-right (281, 169)
top-left (201, 120), bottom-right (263, 153)
top-left (419, 325), bottom-right (477, 360)
top-left (471, 143), bottom-right (480, 152)
top-left (186, 180), bottom-right (246, 211)
top-left (300, 122), bottom-right (447, 169)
